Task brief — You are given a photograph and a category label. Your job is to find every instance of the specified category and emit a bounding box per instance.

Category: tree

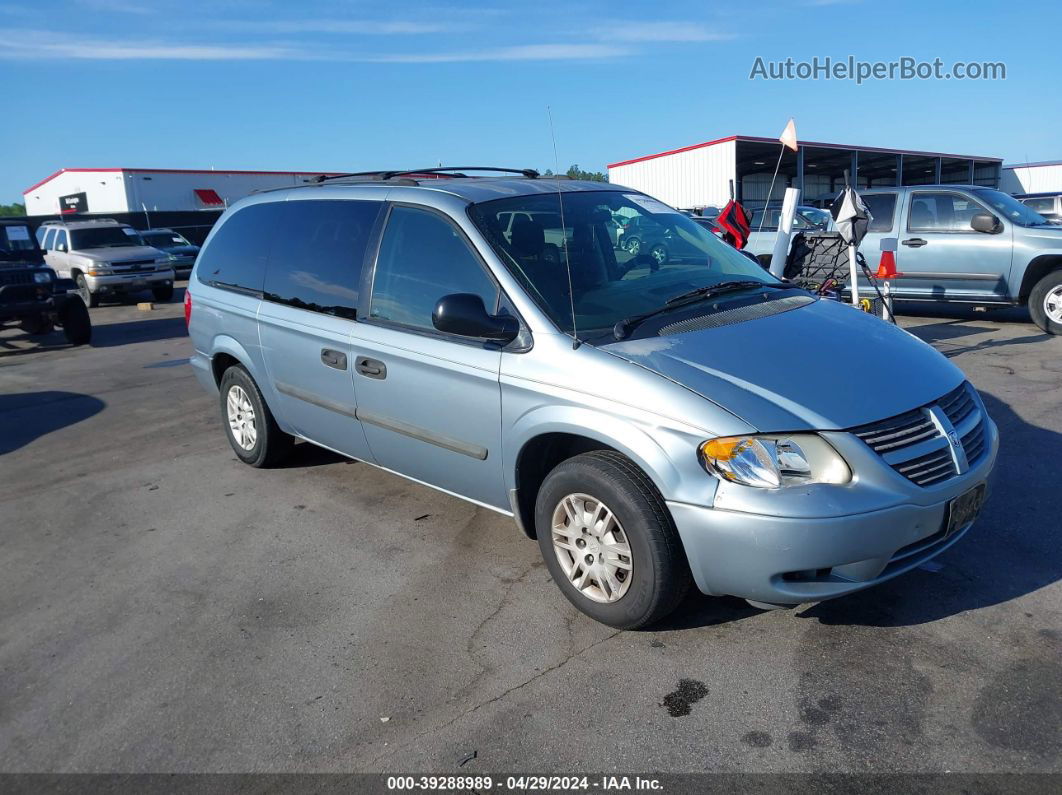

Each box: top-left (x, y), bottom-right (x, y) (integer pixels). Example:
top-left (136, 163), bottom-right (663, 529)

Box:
top-left (565, 164), bottom-right (608, 183)
top-left (0, 202), bottom-right (26, 217)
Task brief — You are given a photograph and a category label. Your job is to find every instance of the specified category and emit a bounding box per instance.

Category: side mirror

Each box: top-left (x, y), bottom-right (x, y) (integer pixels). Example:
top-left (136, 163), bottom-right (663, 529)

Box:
top-left (971, 213), bottom-right (1002, 234)
top-left (432, 293), bottom-right (519, 344)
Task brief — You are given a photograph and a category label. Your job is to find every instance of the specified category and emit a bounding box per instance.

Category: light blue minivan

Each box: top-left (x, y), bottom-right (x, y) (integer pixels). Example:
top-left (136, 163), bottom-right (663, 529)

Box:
top-left (187, 169), bottom-right (997, 628)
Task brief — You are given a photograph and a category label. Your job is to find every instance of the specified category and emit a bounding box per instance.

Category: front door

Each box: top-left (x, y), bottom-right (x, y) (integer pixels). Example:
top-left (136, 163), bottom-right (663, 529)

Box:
top-left (351, 204), bottom-right (507, 510)
top-left (893, 190), bottom-right (1012, 301)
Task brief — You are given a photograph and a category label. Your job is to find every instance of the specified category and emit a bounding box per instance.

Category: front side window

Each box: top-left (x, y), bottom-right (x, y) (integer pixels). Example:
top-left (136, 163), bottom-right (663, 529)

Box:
top-left (369, 206), bottom-right (499, 333)
top-left (69, 226), bottom-right (138, 249)
top-left (862, 193), bottom-right (897, 232)
top-left (54, 230), bottom-right (69, 251)
top-left (469, 190), bottom-right (782, 340)
top-left (264, 199), bottom-right (382, 319)
top-left (908, 193), bottom-right (987, 232)
top-left (42, 228), bottom-right (57, 250)
top-left (1021, 198), bottom-right (1054, 214)
top-left (196, 202), bottom-right (285, 292)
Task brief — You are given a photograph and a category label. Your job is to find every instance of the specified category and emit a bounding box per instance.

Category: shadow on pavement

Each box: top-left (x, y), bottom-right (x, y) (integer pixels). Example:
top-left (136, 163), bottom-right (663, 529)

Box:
top-left (906, 317), bottom-right (1050, 357)
top-left (89, 315), bottom-right (188, 348)
top-left (0, 391), bottom-right (106, 455)
top-left (276, 441), bottom-right (351, 469)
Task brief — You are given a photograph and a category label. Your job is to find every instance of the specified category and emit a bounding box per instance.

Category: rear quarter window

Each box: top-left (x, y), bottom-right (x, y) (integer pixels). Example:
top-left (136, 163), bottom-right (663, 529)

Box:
top-left (863, 193), bottom-right (897, 232)
top-left (196, 202), bottom-right (285, 293)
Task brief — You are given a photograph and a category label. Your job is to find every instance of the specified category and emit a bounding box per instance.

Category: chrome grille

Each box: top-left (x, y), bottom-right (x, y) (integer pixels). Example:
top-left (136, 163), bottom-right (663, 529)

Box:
top-left (850, 382), bottom-right (986, 487)
top-left (113, 259), bottom-right (155, 269)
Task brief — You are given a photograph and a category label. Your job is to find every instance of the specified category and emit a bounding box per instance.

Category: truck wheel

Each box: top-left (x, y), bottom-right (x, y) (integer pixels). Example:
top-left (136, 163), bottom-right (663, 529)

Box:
top-left (75, 274), bottom-right (99, 308)
top-left (535, 451), bottom-right (691, 629)
top-left (152, 284), bottom-right (174, 303)
top-left (1029, 270), bottom-right (1062, 335)
top-left (219, 365), bottom-right (294, 468)
top-left (59, 296), bottom-right (92, 346)
top-left (20, 315), bottom-right (54, 335)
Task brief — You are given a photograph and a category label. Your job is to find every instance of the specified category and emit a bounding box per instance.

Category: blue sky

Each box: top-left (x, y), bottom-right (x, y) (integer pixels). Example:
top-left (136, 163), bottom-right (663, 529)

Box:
top-left (1, 0), bottom-right (1059, 204)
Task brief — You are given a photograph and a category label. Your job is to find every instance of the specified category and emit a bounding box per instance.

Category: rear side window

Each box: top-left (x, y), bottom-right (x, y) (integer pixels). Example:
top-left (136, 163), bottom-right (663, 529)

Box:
top-left (863, 193), bottom-right (897, 232)
top-left (196, 202), bottom-right (285, 292)
top-left (264, 199), bottom-right (382, 319)
top-left (369, 206), bottom-right (499, 332)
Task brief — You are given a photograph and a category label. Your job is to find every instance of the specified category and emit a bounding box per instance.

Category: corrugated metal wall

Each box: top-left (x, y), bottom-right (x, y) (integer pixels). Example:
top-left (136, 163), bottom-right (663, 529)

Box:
top-left (1001, 164), bottom-right (1062, 194)
top-left (608, 140), bottom-right (736, 209)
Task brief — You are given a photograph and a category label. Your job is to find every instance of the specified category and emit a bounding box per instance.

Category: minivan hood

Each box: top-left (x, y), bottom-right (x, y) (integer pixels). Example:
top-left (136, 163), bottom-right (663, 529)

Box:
top-left (602, 298), bottom-right (964, 431)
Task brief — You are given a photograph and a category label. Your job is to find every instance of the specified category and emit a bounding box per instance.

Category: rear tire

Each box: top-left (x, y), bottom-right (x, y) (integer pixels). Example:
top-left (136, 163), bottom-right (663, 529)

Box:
top-left (59, 296), bottom-right (92, 345)
top-left (152, 284), bottom-right (174, 303)
top-left (75, 274), bottom-right (99, 308)
top-left (535, 451), bottom-right (691, 629)
top-left (1029, 269), bottom-right (1062, 335)
top-left (219, 365), bottom-right (294, 468)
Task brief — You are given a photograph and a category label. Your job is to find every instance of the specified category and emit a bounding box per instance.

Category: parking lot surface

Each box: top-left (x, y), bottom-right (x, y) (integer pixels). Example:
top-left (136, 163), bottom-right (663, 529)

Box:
top-left (2, 288), bottom-right (1060, 774)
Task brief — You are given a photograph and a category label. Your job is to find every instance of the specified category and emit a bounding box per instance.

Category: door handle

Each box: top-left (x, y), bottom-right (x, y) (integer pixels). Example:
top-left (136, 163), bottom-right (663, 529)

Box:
top-left (320, 349), bottom-right (347, 370)
top-left (355, 356), bottom-right (386, 379)
top-left (902, 238), bottom-right (928, 248)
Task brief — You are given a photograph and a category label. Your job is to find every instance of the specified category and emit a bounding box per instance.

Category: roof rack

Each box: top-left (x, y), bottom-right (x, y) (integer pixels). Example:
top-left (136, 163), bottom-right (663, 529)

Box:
top-left (41, 217), bottom-right (121, 225)
top-left (311, 166), bottom-right (540, 184)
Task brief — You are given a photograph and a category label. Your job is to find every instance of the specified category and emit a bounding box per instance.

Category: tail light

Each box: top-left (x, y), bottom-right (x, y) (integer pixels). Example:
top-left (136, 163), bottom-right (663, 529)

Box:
top-left (184, 289), bottom-right (192, 326)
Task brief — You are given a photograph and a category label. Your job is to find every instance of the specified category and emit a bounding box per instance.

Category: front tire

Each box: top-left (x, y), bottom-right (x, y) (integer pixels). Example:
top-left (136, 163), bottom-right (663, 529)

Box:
top-left (623, 236), bottom-right (642, 256)
top-left (535, 451), bottom-right (691, 629)
top-left (59, 296), bottom-right (92, 345)
top-left (75, 274), bottom-right (99, 308)
top-left (1029, 269), bottom-right (1062, 334)
top-left (219, 365), bottom-right (294, 467)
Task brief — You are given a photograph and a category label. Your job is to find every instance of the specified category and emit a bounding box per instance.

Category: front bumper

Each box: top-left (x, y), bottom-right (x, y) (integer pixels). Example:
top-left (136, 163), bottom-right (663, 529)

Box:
top-left (669, 420), bottom-right (998, 605)
top-left (85, 269), bottom-right (174, 293)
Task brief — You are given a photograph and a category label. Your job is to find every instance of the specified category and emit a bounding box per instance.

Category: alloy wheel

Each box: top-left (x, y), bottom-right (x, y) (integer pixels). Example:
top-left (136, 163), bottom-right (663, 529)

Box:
top-left (551, 493), bottom-right (633, 604)
top-left (226, 385), bottom-right (257, 451)
top-left (1045, 285), bottom-right (1062, 324)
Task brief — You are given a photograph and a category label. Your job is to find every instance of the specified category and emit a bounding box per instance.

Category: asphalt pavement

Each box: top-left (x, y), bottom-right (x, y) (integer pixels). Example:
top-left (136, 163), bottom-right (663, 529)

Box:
top-left (1, 288), bottom-right (1059, 775)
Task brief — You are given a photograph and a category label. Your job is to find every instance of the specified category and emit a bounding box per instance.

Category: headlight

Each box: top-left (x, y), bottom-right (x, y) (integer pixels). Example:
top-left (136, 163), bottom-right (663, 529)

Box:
top-left (33, 271), bottom-right (52, 284)
top-left (87, 263), bottom-right (112, 276)
top-left (699, 434), bottom-right (851, 489)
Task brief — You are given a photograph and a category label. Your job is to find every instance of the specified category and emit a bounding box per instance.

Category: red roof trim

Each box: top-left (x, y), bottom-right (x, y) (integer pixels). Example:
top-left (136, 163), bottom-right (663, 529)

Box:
top-left (23, 167), bottom-right (345, 195)
top-left (607, 135), bottom-right (1002, 170)
top-left (606, 136), bottom-right (739, 169)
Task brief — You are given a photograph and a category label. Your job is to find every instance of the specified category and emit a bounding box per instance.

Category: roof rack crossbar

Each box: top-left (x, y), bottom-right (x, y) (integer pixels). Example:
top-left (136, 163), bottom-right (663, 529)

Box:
top-left (311, 166), bottom-right (540, 184)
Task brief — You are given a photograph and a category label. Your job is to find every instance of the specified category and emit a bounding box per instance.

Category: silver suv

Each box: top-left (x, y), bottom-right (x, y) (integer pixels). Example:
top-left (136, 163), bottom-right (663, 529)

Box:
top-left (187, 169), bottom-right (997, 629)
top-left (37, 219), bottom-right (176, 307)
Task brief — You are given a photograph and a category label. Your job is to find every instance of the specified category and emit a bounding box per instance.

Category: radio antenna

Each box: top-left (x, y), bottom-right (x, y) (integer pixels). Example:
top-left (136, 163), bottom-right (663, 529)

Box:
top-left (547, 106), bottom-right (579, 349)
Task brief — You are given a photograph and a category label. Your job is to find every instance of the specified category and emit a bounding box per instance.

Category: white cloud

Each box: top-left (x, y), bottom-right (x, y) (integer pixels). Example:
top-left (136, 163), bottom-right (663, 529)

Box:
top-left (360, 43), bottom-right (635, 63)
top-left (213, 18), bottom-right (466, 35)
top-left (595, 21), bottom-right (733, 43)
top-left (0, 32), bottom-right (298, 60)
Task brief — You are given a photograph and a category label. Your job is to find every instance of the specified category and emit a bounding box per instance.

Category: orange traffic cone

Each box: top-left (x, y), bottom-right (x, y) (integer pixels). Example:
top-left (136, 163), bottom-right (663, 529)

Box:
top-left (875, 249), bottom-right (903, 279)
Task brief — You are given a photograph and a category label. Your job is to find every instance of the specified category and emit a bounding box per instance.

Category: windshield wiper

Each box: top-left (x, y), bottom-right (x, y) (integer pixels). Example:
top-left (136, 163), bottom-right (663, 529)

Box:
top-left (612, 280), bottom-right (791, 341)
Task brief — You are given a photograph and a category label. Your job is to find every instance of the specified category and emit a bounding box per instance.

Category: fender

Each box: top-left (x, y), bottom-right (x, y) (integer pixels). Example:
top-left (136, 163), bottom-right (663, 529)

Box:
top-left (504, 404), bottom-right (716, 507)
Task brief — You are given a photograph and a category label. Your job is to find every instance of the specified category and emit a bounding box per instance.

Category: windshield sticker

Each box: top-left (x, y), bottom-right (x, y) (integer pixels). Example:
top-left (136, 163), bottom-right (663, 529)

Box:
top-left (5, 225), bottom-right (30, 241)
top-left (624, 194), bottom-right (676, 215)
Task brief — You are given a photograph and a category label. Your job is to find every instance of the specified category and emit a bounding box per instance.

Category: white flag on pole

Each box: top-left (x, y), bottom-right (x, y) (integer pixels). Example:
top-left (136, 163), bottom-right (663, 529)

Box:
top-left (779, 118), bottom-right (798, 152)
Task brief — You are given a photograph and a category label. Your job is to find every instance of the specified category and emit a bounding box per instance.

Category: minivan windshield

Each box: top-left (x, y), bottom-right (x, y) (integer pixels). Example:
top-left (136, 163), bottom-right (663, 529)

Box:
top-left (470, 190), bottom-right (783, 340)
top-left (972, 189), bottom-right (1053, 227)
top-left (70, 226), bottom-right (140, 249)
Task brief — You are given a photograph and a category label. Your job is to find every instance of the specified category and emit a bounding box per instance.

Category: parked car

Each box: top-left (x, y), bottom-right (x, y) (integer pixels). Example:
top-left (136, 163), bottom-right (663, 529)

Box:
top-left (847, 185), bottom-right (1062, 333)
top-left (619, 214), bottom-right (706, 266)
top-left (0, 219), bottom-right (91, 345)
top-left (187, 170), bottom-right (997, 629)
top-left (1015, 193), bottom-right (1062, 225)
top-left (743, 205), bottom-right (831, 265)
top-left (137, 228), bottom-right (200, 278)
top-left (36, 219), bottom-right (176, 307)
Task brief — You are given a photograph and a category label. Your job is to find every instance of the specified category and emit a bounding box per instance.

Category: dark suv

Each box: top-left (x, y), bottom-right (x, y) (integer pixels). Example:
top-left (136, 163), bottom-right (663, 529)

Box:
top-left (0, 220), bottom-right (92, 345)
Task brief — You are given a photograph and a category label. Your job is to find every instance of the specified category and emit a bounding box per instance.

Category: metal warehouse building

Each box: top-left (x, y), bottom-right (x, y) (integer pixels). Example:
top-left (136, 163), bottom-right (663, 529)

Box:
top-left (607, 135), bottom-right (1003, 210)
top-left (22, 167), bottom-right (339, 216)
top-left (1001, 161), bottom-right (1062, 195)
